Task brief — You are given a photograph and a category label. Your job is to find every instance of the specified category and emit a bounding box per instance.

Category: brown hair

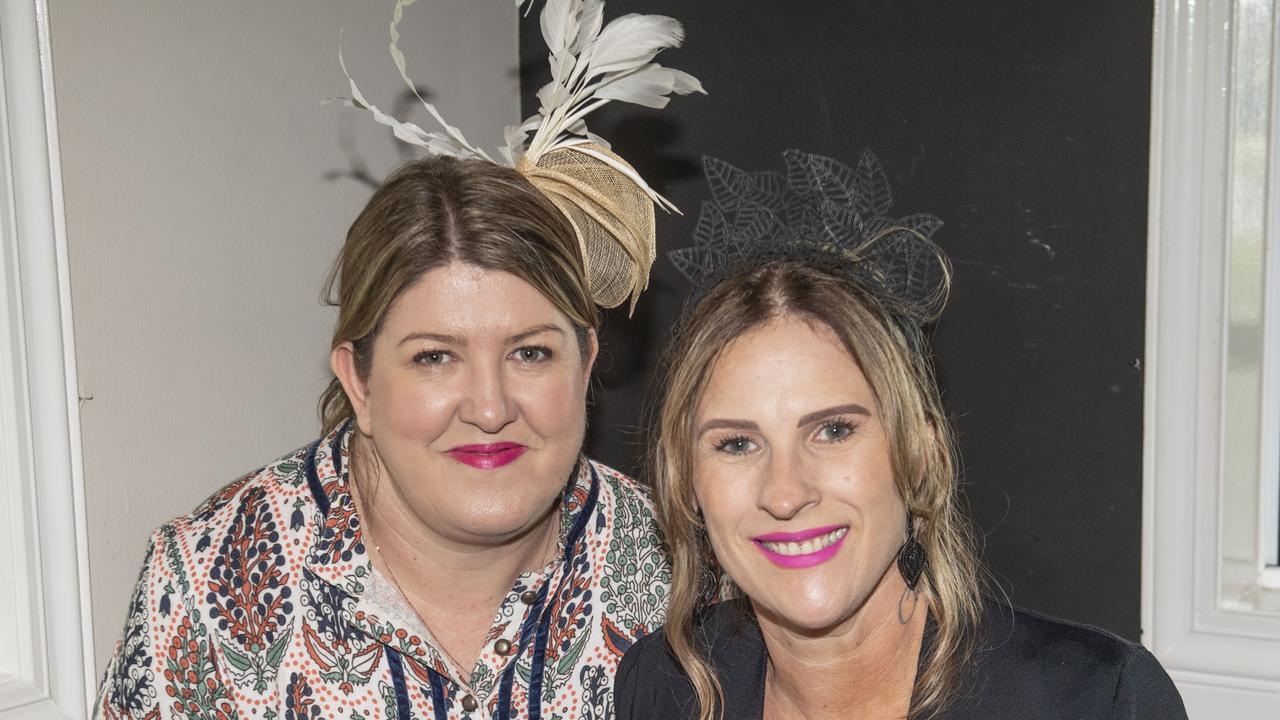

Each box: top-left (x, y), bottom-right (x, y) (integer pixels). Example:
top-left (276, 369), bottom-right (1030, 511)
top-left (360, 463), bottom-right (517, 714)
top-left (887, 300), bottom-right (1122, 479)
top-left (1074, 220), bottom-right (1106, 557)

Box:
top-left (319, 155), bottom-right (599, 434)
top-left (649, 261), bottom-right (982, 720)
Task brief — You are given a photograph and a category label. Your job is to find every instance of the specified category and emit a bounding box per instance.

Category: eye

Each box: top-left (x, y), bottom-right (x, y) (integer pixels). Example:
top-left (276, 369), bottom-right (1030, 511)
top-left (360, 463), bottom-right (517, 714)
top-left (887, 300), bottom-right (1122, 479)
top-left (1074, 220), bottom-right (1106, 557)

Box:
top-left (712, 435), bottom-right (758, 455)
top-left (511, 345), bottom-right (553, 363)
top-left (412, 350), bottom-right (452, 366)
top-left (815, 419), bottom-right (856, 443)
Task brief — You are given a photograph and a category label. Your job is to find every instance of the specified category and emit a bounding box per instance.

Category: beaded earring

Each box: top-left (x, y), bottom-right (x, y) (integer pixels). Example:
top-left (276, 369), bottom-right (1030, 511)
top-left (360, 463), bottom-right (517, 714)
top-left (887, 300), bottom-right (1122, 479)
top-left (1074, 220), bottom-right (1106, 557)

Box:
top-left (897, 513), bottom-right (927, 591)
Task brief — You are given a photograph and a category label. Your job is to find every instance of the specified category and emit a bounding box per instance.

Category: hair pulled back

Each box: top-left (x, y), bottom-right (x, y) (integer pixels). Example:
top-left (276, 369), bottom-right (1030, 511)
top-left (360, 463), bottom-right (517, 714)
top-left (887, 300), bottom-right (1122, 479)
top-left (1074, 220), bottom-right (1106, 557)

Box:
top-left (319, 155), bottom-right (598, 434)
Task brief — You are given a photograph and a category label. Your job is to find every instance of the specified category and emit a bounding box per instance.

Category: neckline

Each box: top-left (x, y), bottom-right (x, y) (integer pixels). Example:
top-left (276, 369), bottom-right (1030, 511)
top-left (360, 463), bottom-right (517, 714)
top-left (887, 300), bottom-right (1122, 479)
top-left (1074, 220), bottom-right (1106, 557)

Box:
top-left (704, 599), bottom-right (939, 719)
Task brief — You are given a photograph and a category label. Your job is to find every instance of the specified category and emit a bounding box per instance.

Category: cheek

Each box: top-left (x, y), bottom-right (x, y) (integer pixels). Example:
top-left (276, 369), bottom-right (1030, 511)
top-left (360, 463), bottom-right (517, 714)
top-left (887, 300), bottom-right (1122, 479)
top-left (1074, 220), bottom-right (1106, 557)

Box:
top-left (691, 466), bottom-right (748, 548)
top-left (828, 445), bottom-right (902, 510)
top-left (516, 369), bottom-right (588, 436)
top-left (367, 370), bottom-right (455, 438)
top-left (835, 469), bottom-right (907, 559)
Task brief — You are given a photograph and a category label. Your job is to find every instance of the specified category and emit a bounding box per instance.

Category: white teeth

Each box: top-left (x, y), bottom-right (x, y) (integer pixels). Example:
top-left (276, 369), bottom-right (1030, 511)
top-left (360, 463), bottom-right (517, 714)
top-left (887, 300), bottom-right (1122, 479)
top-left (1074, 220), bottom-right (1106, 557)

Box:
top-left (760, 527), bottom-right (847, 556)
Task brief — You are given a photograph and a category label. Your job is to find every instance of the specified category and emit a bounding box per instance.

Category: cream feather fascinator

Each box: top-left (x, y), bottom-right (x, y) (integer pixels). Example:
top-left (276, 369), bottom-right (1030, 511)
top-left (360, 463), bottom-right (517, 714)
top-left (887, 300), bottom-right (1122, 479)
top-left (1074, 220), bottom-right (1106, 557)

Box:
top-left (336, 0), bottom-right (705, 313)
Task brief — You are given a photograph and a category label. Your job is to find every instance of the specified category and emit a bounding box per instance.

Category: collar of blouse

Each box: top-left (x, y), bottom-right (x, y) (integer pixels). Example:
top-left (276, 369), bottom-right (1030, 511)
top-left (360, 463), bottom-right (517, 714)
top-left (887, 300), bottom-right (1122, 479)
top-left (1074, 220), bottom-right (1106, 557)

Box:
top-left (299, 421), bottom-right (603, 708)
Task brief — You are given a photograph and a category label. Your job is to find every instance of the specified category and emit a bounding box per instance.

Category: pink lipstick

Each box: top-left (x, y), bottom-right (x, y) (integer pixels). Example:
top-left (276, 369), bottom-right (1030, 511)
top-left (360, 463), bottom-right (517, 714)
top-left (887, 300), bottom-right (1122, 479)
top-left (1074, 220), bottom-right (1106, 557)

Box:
top-left (447, 442), bottom-right (527, 469)
top-left (752, 524), bottom-right (848, 569)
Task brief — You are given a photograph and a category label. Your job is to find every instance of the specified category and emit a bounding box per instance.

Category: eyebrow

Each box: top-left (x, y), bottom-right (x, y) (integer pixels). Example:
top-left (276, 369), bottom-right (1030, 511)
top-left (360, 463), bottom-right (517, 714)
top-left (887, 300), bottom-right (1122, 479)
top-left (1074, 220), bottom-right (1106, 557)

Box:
top-left (796, 404), bottom-right (872, 427)
top-left (397, 332), bottom-right (462, 347)
top-left (506, 323), bottom-right (565, 345)
top-left (396, 324), bottom-right (565, 348)
top-left (697, 418), bottom-right (761, 434)
top-left (698, 404), bottom-right (872, 436)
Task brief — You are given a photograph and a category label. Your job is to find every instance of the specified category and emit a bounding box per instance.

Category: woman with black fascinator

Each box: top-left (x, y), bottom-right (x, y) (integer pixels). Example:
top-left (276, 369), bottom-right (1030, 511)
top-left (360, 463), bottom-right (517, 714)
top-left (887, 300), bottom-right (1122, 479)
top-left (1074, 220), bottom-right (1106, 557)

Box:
top-left (616, 150), bottom-right (1186, 719)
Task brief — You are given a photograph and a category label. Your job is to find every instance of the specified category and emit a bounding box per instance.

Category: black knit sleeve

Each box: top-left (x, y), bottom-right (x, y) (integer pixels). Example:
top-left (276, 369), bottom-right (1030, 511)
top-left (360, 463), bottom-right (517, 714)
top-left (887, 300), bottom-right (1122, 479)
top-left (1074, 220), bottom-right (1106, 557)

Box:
top-left (614, 630), bottom-right (662, 720)
top-left (1110, 645), bottom-right (1188, 720)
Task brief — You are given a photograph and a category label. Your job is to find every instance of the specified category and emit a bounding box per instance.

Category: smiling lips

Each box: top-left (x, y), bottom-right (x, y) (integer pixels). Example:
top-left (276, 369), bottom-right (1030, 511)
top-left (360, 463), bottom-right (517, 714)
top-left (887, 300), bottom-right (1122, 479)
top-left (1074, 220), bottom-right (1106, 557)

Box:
top-left (752, 524), bottom-right (849, 568)
top-left (447, 442), bottom-right (527, 469)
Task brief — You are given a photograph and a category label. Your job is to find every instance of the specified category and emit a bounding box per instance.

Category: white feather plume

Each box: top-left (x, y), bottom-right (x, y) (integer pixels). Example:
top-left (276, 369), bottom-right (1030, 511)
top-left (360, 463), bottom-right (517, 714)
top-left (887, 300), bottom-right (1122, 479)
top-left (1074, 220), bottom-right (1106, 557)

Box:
top-left (387, 0), bottom-right (491, 161)
top-left (593, 63), bottom-right (703, 108)
top-left (329, 39), bottom-right (475, 158)
top-left (571, 0), bottom-right (605, 54)
top-left (580, 14), bottom-right (684, 75)
top-left (518, 0), bottom-right (705, 209)
top-left (339, 0), bottom-right (704, 210)
top-left (541, 0), bottom-right (579, 65)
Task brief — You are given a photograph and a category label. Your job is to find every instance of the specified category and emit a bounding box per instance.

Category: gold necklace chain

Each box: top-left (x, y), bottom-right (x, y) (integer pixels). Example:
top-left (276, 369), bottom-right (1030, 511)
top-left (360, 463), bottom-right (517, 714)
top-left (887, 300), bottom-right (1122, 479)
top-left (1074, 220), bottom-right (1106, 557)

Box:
top-left (347, 468), bottom-right (475, 679)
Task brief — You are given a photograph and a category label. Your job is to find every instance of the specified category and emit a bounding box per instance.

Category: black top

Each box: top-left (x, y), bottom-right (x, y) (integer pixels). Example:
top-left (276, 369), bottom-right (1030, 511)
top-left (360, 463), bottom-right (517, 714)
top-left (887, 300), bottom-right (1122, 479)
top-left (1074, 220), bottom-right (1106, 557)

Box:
top-left (615, 599), bottom-right (1186, 719)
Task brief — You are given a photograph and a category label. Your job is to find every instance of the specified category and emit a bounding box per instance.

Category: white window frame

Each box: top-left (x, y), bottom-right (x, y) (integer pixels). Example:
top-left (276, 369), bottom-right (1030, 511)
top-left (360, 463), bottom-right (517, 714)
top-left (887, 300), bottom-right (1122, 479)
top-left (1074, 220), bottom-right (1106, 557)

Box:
top-left (0, 1), bottom-right (96, 718)
top-left (1146, 0), bottom-right (1280, 715)
top-left (1259, 0), bottom-right (1280, 580)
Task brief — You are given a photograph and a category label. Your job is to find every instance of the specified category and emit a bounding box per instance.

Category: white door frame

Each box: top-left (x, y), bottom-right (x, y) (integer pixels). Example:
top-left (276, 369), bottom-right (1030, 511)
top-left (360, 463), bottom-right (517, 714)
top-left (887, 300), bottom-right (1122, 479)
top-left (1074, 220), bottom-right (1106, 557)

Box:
top-left (1145, 0), bottom-right (1280, 715)
top-left (0, 1), bottom-right (96, 718)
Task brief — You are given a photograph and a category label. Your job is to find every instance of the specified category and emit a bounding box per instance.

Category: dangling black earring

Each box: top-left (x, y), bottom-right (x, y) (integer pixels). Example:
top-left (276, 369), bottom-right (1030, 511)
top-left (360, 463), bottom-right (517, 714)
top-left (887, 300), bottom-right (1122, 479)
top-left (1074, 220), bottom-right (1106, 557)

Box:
top-left (695, 512), bottom-right (719, 606)
top-left (897, 514), bottom-right (927, 591)
top-left (696, 558), bottom-right (719, 606)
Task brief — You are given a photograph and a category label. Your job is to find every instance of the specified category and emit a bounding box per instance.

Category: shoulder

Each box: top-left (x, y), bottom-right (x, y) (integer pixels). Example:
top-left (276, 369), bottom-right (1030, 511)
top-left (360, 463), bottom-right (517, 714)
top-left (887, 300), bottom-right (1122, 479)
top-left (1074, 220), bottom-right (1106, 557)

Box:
top-left (616, 602), bottom-right (766, 720)
top-left (978, 601), bottom-right (1148, 671)
top-left (618, 625), bottom-right (675, 680)
top-left (142, 440), bottom-right (320, 589)
top-left (955, 600), bottom-right (1186, 719)
top-left (130, 439), bottom-right (319, 591)
top-left (169, 441), bottom-right (315, 540)
top-left (615, 626), bottom-right (694, 720)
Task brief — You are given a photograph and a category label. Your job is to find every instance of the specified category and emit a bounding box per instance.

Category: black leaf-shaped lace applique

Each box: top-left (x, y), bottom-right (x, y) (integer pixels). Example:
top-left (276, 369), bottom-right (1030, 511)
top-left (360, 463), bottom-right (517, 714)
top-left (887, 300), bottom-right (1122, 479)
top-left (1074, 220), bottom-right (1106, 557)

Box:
top-left (670, 148), bottom-right (950, 338)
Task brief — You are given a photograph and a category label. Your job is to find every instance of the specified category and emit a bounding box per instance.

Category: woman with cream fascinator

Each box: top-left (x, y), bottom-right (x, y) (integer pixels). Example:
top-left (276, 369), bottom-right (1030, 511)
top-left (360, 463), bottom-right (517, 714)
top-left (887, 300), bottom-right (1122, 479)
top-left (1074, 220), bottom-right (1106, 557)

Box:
top-left (94, 2), bottom-right (701, 718)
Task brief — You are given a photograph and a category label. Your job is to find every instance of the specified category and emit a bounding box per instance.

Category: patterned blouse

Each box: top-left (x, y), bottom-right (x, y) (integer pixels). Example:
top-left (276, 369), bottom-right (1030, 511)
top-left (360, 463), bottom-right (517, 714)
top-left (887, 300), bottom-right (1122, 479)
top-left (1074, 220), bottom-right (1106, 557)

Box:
top-left (95, 424), bottom-right (671, 719)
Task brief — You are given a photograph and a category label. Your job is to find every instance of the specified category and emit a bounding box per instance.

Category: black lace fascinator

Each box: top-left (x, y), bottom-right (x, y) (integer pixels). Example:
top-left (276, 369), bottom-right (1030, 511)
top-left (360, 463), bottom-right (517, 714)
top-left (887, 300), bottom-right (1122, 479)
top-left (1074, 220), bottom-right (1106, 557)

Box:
top-left (669, 149), bottom-right (951, 354)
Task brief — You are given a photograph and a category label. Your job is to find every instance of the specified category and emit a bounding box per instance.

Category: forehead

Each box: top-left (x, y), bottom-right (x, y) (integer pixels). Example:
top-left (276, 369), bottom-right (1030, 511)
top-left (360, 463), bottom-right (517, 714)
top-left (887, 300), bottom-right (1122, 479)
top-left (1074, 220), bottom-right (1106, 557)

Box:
top-left (698, 316), bottom-right (875, 419)
top-left (381, 263), bottom-right (570, 337)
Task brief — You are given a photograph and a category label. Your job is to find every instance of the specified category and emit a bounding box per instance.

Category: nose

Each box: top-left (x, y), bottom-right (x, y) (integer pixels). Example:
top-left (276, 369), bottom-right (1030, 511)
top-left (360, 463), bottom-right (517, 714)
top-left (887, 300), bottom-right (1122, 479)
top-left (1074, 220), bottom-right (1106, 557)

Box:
top-left (457, 359), bottom-right (518, 433)
top-left (756, 447), bottom-right (819, 520)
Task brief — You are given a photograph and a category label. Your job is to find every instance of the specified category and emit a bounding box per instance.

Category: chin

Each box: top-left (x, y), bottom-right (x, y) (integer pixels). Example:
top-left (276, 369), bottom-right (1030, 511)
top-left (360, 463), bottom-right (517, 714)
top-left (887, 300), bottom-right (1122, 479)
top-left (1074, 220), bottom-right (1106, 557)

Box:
top-left (452, 499), bottom-right (559, 541)
top-left (759, 594), bottom-right (857, 632)
top-left (740, 571), bottom-right (867, 629)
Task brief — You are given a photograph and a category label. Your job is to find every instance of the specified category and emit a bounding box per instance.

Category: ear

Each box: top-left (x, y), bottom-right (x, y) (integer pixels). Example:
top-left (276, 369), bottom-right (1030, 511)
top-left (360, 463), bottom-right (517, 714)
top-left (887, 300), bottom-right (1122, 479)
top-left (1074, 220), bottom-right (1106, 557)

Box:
top-left (581, 328), bottom-right (600, 384)
top-left (331, 342), bottom-right (373, 436)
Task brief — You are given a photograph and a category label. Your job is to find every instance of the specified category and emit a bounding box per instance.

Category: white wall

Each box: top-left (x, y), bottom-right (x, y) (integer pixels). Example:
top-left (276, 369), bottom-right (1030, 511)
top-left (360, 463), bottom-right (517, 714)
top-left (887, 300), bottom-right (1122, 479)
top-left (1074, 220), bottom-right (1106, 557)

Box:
top-left (46, 0), bottom-right (519, 673)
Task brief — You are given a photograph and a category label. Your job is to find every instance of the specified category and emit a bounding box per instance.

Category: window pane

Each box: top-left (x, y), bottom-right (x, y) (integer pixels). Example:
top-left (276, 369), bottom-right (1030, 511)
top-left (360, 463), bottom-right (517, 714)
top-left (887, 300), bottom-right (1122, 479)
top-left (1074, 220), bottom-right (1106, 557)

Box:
top-left (1223, 0), bottom-right (1276, 601)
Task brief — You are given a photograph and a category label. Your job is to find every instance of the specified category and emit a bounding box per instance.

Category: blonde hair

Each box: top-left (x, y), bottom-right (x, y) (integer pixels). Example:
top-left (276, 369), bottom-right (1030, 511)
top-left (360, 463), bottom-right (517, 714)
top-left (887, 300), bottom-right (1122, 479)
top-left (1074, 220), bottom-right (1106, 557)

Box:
top-left (649, 261), bottom-right (982, 720)
top-left (319, 155), bottom-right (599, 434)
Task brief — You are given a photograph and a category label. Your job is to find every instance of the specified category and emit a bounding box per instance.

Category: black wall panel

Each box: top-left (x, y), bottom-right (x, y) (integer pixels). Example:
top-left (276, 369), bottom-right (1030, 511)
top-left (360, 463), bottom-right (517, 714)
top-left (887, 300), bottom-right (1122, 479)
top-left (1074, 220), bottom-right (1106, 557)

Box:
top-left (521, 0), bottom-right (1152, 640)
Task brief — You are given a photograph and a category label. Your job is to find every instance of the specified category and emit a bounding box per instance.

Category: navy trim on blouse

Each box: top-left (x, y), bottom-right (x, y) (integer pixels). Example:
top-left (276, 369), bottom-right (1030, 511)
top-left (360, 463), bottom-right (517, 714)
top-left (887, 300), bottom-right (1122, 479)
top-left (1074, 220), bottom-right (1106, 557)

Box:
top-left (303, 439), bottom-right (330, 516)
top-left (496, 462), bottom-right (601, 720)
top-left (386, 649), bottom-right (414, 720)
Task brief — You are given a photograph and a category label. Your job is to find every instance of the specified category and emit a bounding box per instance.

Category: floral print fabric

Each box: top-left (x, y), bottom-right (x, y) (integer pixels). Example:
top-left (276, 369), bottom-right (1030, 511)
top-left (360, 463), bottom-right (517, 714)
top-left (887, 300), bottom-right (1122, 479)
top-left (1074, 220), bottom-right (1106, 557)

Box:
top-left (95, 425), bottom-right (670, 719)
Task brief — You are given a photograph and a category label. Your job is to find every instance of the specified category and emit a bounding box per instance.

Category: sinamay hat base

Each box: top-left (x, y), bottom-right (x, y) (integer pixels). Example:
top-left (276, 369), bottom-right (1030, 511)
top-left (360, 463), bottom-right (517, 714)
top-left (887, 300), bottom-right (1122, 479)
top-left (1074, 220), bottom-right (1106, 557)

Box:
top-left (520, 143), bottom-right (656, 313)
